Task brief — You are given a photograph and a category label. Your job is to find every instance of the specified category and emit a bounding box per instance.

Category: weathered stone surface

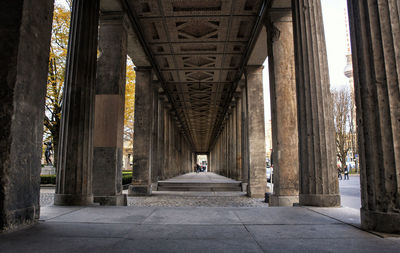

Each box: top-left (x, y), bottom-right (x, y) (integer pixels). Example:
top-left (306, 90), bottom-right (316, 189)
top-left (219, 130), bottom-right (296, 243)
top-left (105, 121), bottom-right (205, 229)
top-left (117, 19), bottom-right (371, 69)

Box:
top-left (246, 66), bottom-right (267, 198)
top-left (129, 67), bottom-right (154, 196)
top-left (93, 13), bottom-right (128, 206)
top-left (292, 0), bottom-right (340, 207)
top-left (348, 0), bottom-right (400, 233)
top-left (0, 0), bottom-right (54, 232)
top-left (55, 0), bottom-right (100, 206)
top-left (267, 12), bottom-right (299, 206)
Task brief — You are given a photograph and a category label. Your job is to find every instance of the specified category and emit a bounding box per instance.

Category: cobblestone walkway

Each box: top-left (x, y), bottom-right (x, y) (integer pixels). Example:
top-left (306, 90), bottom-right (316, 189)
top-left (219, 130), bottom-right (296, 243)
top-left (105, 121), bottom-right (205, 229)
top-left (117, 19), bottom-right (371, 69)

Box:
top-left (40, 173), bottom-right (267, 207)
top-left (40, 189), bottom-right (267, 207)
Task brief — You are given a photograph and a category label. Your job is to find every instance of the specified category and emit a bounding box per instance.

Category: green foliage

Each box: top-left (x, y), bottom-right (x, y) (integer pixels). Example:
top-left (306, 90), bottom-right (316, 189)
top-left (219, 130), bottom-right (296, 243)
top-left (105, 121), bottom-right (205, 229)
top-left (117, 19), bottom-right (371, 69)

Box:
top-left (122, 174), bottom-right (132, 185)
top-left (40, 174), bottom-right (132, 185)
top-left (41, 175), bottom-right (57, 185)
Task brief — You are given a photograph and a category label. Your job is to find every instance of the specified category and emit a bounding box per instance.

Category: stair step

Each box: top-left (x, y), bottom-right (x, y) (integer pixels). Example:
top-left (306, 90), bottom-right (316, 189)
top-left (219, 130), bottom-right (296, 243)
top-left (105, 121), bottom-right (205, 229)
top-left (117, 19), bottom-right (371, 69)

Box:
top-left (157, 182), bottom-right (243, 192)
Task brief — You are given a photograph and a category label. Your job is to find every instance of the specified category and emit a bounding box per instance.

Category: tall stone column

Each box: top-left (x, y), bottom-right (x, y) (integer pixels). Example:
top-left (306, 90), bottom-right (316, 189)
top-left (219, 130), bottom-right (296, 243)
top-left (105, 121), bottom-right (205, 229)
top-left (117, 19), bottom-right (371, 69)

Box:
top-left (163, 102), bottom-right (170, 178)
top-left (231, 104), bottom-right (238, 180)
top-left (348, 0), bottom-right (400, 233)
top-left (157, 98), bottom-right (165, 179)
top-left (292, 0), bottom-right (340, 207)
top-left (55, 0), bottom-right (100, 206)
top-left (128, 67), bottom-right (153, 196)
top-left (245, 66), bottom-right (267, 198)
top-left (0, 0), bottom-right (53, 231)
top-left (267, 13), bottom-right (299, 206)
top-left (151, 88), bottom-right (159, 184)
top-left (241, 81), bottom-right (249, 185)
top-left (92, 13), bottom-right (128, 206)
top-left (235, 93), bottom-right (243, 181)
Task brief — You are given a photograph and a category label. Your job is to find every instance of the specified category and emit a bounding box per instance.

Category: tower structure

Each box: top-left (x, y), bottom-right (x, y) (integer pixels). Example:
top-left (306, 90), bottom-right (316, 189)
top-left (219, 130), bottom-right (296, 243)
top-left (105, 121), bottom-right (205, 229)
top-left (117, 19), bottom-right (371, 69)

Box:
top-left (344, 8), bottom-right (357, 171)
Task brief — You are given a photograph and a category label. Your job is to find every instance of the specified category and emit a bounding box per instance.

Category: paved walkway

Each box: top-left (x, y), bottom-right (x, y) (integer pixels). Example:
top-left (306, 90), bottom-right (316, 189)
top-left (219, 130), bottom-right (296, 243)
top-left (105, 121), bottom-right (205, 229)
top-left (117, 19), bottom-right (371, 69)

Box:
top-left (1, 206), bottom-right (399, 253)
top-left (339, 175), bottom-right (361, 209)
top-left (4, 173), bottom-right (399, 252)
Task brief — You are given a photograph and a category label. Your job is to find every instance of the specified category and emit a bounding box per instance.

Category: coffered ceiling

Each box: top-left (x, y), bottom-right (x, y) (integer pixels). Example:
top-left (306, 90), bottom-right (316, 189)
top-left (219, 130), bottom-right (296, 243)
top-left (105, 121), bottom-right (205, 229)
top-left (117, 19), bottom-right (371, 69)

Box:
top-left (126, 0), bottom-right (265, 152)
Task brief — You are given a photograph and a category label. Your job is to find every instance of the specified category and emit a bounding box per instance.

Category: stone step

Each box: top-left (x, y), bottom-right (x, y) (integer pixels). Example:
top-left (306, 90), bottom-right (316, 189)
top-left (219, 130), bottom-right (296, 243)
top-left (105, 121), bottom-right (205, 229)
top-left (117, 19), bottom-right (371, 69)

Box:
top-left (157, 182), bottom-right (242, 192)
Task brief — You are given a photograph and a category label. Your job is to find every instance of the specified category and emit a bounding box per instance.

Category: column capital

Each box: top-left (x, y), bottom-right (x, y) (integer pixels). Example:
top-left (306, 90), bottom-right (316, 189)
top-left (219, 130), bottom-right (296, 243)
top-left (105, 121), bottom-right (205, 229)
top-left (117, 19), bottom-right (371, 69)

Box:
top-left (100, 12), bottom-right (129, 30)
top-left (245, 65), bottom-right (264, 75)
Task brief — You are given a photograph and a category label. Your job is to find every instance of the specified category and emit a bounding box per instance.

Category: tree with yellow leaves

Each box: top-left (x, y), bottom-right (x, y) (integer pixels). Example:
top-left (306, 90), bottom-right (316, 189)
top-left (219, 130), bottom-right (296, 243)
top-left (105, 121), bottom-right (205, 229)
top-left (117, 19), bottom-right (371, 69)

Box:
top-left (43, 2), bottom-right (71, 165)
top-left (124, 58), bottom-right (136, 148)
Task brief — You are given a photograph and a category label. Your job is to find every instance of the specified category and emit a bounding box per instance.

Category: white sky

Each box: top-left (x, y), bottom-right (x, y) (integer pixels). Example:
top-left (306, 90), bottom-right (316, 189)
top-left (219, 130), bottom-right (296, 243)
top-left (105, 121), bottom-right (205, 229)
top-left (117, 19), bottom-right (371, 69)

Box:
top-left (263, 0), bottom-right (350, 122)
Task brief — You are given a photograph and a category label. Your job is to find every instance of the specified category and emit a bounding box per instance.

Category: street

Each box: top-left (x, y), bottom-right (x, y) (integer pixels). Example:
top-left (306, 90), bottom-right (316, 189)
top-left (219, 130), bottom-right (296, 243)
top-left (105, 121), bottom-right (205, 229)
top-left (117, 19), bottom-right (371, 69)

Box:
top-left (339, 175), bottom-right (361, 209)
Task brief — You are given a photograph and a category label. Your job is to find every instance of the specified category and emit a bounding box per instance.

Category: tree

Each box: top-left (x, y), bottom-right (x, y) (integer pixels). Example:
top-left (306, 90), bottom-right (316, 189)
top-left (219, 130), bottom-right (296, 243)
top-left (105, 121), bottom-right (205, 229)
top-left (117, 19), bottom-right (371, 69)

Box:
top-left (124, 59), bottom-right (136, 148)
top-left (43, 2), bottom-right (71, 165)
top-left (332, 87), bottom-right (352, 170)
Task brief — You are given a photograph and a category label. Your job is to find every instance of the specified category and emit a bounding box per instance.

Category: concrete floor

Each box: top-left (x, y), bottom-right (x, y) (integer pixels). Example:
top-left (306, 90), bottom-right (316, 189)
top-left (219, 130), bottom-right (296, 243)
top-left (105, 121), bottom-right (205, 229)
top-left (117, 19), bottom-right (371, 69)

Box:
top-left (4, 173), bottom-right (399, 252)
top-left (339, 175), bottom-right (361, 209)
top-left (1, 206), bottom-right (399, 253)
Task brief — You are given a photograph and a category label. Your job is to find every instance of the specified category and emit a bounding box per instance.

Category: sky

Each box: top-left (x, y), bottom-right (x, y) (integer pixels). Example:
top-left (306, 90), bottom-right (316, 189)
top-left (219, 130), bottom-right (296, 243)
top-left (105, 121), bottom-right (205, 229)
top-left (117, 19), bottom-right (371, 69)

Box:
top-left (263, 0), bottom-right (350, 122)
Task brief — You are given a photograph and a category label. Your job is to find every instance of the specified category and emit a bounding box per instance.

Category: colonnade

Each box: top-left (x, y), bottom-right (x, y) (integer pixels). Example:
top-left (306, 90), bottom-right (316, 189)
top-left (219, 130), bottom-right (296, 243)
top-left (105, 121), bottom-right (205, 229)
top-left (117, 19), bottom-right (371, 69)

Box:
top-left (0, 0), bottom-right (399, 234)
top-left (210, 66), bottom-right (267, 198)
top-left (128, 67), bottom-right (192, 196)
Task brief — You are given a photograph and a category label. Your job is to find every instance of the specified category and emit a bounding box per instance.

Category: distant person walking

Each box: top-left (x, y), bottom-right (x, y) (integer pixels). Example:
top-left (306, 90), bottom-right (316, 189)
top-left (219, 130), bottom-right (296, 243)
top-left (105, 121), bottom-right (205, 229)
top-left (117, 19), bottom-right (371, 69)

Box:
top-left (338, 166), bottom-right (342, 180)
top-left (344, 165), bottom-right (349, 180)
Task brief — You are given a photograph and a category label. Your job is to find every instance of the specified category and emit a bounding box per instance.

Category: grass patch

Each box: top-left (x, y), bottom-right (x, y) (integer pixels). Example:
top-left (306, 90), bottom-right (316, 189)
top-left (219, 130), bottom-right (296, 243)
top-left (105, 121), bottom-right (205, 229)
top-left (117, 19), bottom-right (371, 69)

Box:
top-left (40, 170), bottom-right (133, 185)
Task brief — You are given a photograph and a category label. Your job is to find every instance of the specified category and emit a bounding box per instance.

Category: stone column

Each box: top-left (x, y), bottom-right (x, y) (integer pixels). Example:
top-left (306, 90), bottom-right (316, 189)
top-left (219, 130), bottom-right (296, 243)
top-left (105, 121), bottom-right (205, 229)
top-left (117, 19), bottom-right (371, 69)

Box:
top-left (55, 0), bottom-right (100, 206)
top-left (236, 93), bottom-right (243, 181)
top-left (92, 13), bottom-right (127, 206)
top-left (267, 13), bottom-right (299, 206)
top-left (241, 81), bottom-right (249, 186)
top-left (163, 103), bottom-right (170, 178)
top-left (245, 66), bottom-right (267, 198)
top-left (151, 88), bottom-right (159, 184)
top-left (292, 0), bottom-right (340, 207)
top-left (157, 98), bottom-right (165, 179)
top-left (348, 0), bottom-right (400, 233)
top-left (0, 0), bottom-right (53, 231)
top-left (128, 67), bottom-right (153, 196)
top-left (231, 104), bottom-right (238, 180)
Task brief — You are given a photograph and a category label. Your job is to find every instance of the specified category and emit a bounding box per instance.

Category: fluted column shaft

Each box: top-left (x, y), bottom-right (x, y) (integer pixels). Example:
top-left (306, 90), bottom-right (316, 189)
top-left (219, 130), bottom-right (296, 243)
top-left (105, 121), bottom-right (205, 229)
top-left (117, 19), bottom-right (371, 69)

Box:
top-left (0, 0), bottom-right (53, 230)
top-left (267, 12), bottom-right (300, 206)
top-left (236, 94), bottom-right (243, 181)
top-left (55, 0), bottom-right (100, 205)
top-left (128, 67), bottom-right (153, 196)
top-left (231, 105), bottom-right (238, 180)
top-left (348, 0), bottom-right (400, 233)
top-left (292, 0), bottom-right (340, 207)
top-left (241, 81), bottom-right (250, 184)
top-left (157, 99), bottom-right (165, 179)
top-left (246, 66), bottom-right (267, 198)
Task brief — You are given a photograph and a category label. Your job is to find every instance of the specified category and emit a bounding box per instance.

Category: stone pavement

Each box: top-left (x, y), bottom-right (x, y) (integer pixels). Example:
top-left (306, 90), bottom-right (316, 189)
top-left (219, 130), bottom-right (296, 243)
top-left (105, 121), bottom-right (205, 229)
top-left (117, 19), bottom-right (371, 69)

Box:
top-left (1, 206), bottom-right (399, 253)
top-left (4, 174), bottom-right (400, 252)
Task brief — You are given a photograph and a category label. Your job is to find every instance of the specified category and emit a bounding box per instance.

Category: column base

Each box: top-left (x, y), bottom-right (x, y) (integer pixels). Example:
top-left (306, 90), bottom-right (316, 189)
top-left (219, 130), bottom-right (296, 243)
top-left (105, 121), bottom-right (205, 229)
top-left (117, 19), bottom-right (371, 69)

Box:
top-left (269, 195), bottom-right (299, 207)
top-left (128, 184), bottom-right (152, 196)
top-left (247, 185), bottom-right (266, 198)
top-left (0, 205), bottom-right (39, 232)
top-left (93, 194), bottom-right (127, 206)
top-left (299, 194), bottom-right (340, 207)
top-left (54, 194), bottom-right (94, 206)
top-left (361, 209), bottom-right (400, 234)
